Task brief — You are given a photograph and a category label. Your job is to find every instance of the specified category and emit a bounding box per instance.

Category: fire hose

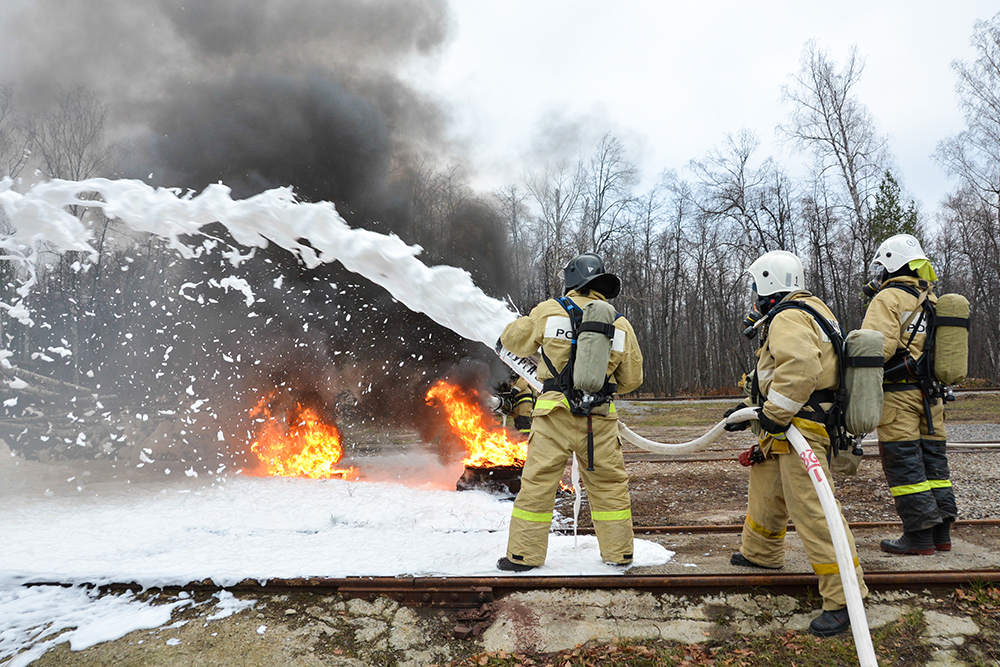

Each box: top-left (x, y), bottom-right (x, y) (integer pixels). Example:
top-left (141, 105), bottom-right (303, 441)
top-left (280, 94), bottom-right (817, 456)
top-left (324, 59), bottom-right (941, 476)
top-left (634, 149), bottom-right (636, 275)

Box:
top-left (620, 409), bottom-right (878, 667)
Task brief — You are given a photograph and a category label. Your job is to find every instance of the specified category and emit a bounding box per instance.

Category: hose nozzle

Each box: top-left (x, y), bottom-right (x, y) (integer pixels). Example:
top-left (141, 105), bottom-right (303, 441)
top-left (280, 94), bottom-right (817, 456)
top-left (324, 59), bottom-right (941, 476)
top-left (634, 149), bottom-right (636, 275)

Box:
top-left (742, 303), bottom-right (763, 339)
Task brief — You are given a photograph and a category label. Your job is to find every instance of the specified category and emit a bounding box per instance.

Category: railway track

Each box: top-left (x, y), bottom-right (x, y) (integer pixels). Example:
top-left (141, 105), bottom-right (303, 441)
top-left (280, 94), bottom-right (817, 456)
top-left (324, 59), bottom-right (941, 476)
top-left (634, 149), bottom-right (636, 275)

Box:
top-left (108, 568), bottom-right (1000, 610)
top-left (621, 386), bottom-right (999, 402)
top-left (563, 518), bottom-right (1000, 536)
top-left (87, 520), bottom-right (1000, 610)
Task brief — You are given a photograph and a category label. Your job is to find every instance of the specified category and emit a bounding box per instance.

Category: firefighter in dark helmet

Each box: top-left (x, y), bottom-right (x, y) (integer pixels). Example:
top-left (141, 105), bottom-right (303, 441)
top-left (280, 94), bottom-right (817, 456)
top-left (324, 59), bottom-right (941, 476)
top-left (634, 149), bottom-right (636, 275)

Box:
top-left (497, 253), bottom-right (643, 571)
top-left (723, 250), bottom-right (868, 638)
top-left (861, 234), bottom-right (957, 555)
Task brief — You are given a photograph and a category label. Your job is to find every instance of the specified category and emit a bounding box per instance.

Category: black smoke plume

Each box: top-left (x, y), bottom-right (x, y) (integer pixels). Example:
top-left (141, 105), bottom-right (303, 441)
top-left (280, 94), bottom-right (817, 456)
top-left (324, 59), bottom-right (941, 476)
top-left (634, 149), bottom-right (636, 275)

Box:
top-left (0, 0), bottom-right (515, 468)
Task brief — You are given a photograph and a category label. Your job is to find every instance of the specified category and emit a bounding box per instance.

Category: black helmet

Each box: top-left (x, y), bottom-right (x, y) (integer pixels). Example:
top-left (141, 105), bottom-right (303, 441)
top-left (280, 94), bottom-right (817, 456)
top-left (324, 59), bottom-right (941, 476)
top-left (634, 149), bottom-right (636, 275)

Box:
top-left (563, 253), bottom-right (621, 299)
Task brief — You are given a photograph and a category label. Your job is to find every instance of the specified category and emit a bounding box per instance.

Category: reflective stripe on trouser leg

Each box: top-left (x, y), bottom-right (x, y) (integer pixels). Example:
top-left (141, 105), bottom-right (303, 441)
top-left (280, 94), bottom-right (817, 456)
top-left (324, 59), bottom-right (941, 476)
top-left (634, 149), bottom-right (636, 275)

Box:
top-left (878, 389), bottom-right (953, 529)
top-left (538, 407), bottom-right (633, 564)
top-left (779, 431), bottom-right (868, 611)
top-left (575, 415), bottom-right (633, 564)
top-left (506, 415), bottom-right (570, 567)
top-left (879, 439), bottom-right (940, 532)
top-left (923, 438), bottom-right (957, 521)
top-left (740, 456), bottom-right (788, 569)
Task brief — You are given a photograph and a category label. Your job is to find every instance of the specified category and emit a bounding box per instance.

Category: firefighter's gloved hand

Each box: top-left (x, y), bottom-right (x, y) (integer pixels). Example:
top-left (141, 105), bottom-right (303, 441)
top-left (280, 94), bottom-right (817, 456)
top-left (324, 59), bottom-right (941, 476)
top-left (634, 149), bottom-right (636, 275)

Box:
top-left (757, 409), bottom-right (789, 438)
top-left (738, 443), bottom-right (765, 466)
top-left (723, 403), bottom-right (750, 432)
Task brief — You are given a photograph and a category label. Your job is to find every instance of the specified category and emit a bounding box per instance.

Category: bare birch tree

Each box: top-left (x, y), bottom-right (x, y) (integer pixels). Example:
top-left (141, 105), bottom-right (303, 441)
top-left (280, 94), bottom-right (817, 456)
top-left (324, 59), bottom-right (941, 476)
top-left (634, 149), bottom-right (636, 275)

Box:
top-left (687, 130), bottom-right (798, 260)
top-left (582, 134), bottom-right (637, 253)
top-left (780, 42), bottom-right (889, 272)
top-left (523, 160), bottom-right (586, 299)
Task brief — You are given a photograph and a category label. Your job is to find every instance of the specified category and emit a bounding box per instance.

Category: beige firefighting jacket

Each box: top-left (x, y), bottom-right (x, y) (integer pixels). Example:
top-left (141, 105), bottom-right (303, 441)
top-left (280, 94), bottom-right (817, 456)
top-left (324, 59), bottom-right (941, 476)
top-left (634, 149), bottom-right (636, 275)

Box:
top-left (752, 291), bottom-right (840, 453)
top-left (500, 289), bottom-right (643, 418)
top-left (861, 276), bottom-right (937, 363)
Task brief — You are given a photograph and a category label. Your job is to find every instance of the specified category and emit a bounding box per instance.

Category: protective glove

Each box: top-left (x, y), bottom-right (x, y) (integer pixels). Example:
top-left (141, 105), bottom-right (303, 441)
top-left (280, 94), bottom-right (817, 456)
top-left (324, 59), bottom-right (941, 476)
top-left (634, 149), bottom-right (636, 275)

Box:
top-left (723, 403), bottom-right (750, 432)
top-left (738, 443), bottom-right (765, 466)
top-left (757, 409), bottom-right (790, 438)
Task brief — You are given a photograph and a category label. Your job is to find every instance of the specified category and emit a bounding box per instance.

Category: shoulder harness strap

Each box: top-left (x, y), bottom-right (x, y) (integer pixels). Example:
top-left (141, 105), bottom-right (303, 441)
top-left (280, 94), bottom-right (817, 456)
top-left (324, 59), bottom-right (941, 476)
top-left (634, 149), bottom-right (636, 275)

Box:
top-left (766, 300), bottom-right (851, 450)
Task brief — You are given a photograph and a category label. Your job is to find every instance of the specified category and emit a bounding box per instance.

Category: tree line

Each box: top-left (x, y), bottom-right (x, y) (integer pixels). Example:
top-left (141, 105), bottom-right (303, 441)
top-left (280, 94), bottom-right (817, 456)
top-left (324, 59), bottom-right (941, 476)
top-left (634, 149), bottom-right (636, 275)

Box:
top-left (1, 20), bottom-right (999, 405)
top-left (490, 25), bottom-right (1000, 395)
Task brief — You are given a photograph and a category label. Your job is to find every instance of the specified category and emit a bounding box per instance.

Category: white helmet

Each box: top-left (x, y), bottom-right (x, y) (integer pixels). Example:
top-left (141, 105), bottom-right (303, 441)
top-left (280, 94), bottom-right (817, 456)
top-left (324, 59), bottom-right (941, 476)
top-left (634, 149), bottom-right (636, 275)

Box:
top-left (870, 234), bottom-right (928, 274)
top-left (747, 250), bottom-right (805, 296)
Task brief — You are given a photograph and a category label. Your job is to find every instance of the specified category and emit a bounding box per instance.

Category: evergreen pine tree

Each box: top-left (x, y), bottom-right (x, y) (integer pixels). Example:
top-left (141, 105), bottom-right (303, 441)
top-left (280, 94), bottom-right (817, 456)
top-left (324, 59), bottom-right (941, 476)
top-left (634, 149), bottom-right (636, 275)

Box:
top-left (869, 170), bottom-right (920, 245)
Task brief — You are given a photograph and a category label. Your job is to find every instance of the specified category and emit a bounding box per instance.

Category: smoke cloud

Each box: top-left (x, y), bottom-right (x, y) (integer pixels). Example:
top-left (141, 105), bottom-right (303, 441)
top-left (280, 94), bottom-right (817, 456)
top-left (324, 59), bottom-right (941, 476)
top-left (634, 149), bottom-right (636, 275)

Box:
top-left (0, 0), bottom-right (515, 470)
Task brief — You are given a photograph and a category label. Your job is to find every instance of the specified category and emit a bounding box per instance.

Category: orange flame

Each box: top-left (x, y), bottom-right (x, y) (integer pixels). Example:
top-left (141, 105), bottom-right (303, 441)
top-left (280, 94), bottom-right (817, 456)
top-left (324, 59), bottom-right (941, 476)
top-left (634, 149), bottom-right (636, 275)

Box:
top-left (425, 380), bottom-right (527, 468)
top-left (248, 391), bottom-right (357, 479)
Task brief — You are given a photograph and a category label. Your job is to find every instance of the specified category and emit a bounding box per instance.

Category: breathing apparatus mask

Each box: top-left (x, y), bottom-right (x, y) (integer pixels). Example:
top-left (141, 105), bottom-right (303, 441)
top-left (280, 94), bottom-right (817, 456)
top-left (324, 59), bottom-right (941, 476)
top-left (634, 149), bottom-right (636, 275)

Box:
top-left (862, 266), bottom-right (888, 299)
top-left (742, 282), bottom-right (781, 340)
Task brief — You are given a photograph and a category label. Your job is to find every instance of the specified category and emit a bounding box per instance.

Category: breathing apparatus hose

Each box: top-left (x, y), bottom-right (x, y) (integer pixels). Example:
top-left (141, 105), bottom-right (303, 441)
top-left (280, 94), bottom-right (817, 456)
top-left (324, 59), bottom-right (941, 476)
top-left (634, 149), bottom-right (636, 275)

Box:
top-left (619, 411), bottom-right (878, 667)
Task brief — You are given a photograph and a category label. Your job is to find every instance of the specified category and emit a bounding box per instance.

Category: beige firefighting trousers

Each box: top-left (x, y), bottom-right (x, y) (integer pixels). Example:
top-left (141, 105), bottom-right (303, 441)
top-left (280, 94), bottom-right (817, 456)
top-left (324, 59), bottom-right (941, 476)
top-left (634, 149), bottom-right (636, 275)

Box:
top-left (739, 420), bottom-right (869, 611)
top-left (506, 407), bottom-right (633, 567)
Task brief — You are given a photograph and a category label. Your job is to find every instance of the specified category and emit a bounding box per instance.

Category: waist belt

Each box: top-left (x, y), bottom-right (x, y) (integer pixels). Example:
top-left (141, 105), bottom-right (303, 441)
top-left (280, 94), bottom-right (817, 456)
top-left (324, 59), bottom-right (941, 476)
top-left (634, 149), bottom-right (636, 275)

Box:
top-left (884, 382), bottom-right (920, 393)
top-left (795, 388), bottom-right (835, 423)
top-left (541, 380), bottom-right (618, 395)
top-left (795, 409), bottom-right (826, 424)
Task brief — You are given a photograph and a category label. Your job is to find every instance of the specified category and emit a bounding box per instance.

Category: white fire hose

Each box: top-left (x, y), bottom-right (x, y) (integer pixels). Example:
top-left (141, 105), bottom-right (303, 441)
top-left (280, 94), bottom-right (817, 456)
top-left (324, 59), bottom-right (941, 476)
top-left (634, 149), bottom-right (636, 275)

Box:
top-left (620, 409), bottom-right (878, 667)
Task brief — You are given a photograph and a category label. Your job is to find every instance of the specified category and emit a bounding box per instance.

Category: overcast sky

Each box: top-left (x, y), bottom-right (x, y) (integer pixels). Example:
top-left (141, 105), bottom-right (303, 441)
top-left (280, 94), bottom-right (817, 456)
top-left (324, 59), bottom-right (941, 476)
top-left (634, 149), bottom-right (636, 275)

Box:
top-left (2, 1), bottom-right (997, 219)
top-left (404, 2), bottom-right (998, 213)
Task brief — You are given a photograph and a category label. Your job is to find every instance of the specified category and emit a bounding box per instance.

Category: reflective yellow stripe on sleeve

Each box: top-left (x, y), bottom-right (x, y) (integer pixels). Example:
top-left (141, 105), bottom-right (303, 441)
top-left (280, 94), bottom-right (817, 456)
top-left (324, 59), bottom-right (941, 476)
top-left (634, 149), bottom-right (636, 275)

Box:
top-left (511, 507), bottom-right (553, 522)
top-left (746, 515), bottom-right (787, 539)
top-left (928, 479), bottom-right (953, 489)
top-left (591, 509), bottom-right (632, 521)
top-left (889, 481), bottom-right (932, 497)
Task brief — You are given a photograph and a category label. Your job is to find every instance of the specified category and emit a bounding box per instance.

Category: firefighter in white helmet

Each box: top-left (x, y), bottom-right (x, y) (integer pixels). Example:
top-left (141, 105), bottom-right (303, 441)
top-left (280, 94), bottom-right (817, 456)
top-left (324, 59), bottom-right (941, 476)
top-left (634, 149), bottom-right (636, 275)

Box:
top-left (861, 233), bottom-right (957, 554)
top-left (723, 250), bottom-right (869, 637)
top-left (496, 253), bottom-right (643, 571)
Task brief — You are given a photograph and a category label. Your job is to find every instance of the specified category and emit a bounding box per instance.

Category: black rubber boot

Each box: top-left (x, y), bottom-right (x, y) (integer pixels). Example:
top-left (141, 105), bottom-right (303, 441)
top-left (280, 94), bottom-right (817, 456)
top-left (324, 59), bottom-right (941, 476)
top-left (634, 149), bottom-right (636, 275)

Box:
top-left (497, 557), bottom-right (537, 572)
top-left (933, 520), bottom-right (953, 551)
top-left (730, 552), bottom-right (782, 570)
top-left (809, 607), bottom-right (851, 637)
top-left (880, 528), bottom-right (935, 555)
top-left (604, 560), bottom-right (634, 570)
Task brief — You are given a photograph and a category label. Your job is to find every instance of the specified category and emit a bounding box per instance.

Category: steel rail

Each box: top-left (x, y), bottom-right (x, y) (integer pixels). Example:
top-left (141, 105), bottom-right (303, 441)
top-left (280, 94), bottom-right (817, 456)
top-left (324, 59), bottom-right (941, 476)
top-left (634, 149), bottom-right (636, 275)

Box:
top-left (115, 569), bottom-right (1000, 608)
top-left (559, 518), bottom-right (1000, 536)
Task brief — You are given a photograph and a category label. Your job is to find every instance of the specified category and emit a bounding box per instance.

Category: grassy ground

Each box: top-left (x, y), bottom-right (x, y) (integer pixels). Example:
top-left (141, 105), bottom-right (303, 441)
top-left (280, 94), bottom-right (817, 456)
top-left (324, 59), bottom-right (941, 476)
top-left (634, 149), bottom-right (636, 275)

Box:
top-left (944, 393), bottom-right (1000, 423)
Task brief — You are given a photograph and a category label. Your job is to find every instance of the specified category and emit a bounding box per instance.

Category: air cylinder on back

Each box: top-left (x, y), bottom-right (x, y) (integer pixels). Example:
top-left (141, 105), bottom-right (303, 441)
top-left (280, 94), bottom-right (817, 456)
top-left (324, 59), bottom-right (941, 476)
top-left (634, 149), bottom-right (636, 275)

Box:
top-left (843, 328), bottom-right (884, 436)
top-left (573, 300), bottom-right (616, 393)
top-left (934, 293), bottom-right (970, 385)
